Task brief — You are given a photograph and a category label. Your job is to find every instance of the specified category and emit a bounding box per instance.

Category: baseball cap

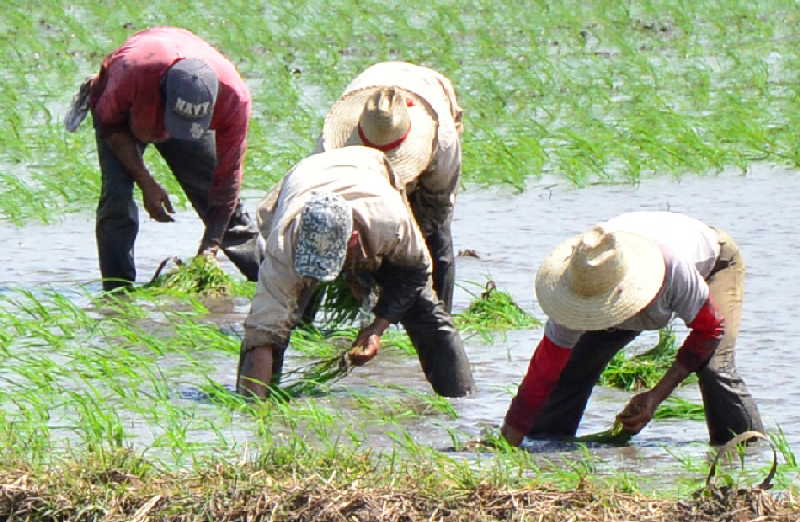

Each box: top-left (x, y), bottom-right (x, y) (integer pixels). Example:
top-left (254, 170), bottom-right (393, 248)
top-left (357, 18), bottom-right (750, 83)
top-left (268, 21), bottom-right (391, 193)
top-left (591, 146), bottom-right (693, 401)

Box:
top-left (294, 192), bottom-right (353, 282)
top-left (164, 58), bottom-right (219, 140)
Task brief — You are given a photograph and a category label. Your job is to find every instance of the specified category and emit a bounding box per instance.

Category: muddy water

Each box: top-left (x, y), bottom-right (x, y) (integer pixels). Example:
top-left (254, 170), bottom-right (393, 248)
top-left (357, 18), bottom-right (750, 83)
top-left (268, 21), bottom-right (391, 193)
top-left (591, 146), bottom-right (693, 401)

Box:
top-left (1, 164), bottom-right (798, 480)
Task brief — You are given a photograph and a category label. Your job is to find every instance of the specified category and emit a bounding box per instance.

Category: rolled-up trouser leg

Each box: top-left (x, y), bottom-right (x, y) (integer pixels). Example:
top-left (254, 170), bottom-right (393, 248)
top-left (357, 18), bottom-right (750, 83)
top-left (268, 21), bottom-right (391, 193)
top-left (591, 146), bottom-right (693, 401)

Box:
top-left (155, 138), bottom-right (260, 281)
top-left (94, 123), bottom-right (141, 291)
top-left (409, 187), bottom-right (456, 313)
top-left (698, 230), bottom-right (763, 445)
top-left (528, 329), bottom-right (639, 438)
top-left (400, 286), bottom-right (475, 397)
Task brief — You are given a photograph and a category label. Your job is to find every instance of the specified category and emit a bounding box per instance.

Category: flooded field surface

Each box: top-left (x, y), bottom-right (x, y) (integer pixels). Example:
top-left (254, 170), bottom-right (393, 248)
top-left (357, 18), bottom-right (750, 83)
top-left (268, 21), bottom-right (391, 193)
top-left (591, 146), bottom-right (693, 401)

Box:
top-left (1, 164), bottom-right (797, 485)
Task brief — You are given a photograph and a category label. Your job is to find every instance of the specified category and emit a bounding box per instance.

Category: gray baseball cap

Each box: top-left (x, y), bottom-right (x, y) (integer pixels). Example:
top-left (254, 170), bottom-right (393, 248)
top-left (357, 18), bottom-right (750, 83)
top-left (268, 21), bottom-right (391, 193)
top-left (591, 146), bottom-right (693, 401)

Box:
top-left (294, 192), bottom-right (353, 282)
top-left (164, 58), bottom-right (219, 140)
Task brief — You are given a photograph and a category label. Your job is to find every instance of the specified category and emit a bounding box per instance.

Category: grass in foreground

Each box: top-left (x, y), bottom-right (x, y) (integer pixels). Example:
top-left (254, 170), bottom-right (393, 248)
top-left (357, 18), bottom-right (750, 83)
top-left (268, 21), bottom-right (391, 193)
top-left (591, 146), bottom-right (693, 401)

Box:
top-left (0, 440), bottom-right (797, 521)
top-left (0, 285), bottom-right (798, 520)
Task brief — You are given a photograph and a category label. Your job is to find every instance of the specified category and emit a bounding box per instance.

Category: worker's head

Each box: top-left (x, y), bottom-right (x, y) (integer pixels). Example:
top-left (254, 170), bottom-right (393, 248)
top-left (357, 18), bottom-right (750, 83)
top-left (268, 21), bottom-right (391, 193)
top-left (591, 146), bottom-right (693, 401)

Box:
top-left (535, 224), bottom-right (665, 330)
top-left (294, 192), bottom-right (353, 282)
top-left (163, 58), bottom-right (219, 140)
top-left (322, 85), bottom-right (436, 187)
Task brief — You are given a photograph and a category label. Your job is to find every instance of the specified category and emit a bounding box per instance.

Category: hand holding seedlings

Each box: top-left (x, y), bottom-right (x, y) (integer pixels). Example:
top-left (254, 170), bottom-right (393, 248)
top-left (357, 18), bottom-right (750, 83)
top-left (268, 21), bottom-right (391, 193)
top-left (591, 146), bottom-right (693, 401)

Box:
top-left (616, 391), bottom-right (658, 434)
top-left (348, 334), bottom-right (380, 366)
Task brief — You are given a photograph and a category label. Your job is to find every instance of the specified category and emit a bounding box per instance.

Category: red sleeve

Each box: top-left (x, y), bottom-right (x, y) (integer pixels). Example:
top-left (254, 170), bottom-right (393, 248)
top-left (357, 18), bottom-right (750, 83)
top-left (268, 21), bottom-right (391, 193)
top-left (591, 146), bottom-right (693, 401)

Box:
top-left (203, 93), bottom-right (251, 244)
top-left (676, 296), bottom-right (724, 371)
top-left (504, 336), bottom-right (572, 435)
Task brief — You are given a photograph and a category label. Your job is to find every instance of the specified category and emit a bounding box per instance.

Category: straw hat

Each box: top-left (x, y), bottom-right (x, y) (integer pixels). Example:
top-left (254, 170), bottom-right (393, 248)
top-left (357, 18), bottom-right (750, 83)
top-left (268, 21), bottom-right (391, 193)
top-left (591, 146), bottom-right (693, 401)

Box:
top-left (322, 86), bottom-right (436, 186)
top-left (535, 225), bottom-right (666, 330)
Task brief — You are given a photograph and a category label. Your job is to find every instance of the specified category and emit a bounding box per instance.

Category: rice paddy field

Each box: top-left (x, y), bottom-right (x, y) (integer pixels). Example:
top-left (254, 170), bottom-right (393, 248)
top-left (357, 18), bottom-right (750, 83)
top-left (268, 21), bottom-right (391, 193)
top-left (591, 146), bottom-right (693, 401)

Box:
top-left (2, 0), bottom-right (800, 519)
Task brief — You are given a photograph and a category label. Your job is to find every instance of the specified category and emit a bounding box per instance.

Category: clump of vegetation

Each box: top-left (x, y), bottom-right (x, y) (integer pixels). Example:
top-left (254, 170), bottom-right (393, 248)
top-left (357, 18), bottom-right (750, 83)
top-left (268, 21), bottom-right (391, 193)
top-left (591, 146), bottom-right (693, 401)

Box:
top-left (574, 419), bottom-right (632, 446)
top-left (599, 328), bottom-right (679, 391)
top-left (456, 281), bottom-right (540, 339)
top-left (654, 396), bottom-right (705, 421)
top-left (144, 256), bottom-right (239, 297)
top-left (314, 279), bottom-right (364, 328)
top-left (277, 326), bottom-right (355, 398)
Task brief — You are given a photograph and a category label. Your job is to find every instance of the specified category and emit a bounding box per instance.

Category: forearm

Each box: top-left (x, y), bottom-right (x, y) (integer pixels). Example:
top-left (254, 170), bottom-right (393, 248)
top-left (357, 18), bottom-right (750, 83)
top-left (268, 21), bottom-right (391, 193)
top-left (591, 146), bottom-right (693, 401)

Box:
top-left (204, 171), bottom-right (241, 247)
top-left (201, 204), bottom-right (235, 248)
top-left (649, 360), bottom-right (692, 404)
top-left (104, 131), bottom-right (153, 187)
top-left (368, 316), bottom-right (391, 336)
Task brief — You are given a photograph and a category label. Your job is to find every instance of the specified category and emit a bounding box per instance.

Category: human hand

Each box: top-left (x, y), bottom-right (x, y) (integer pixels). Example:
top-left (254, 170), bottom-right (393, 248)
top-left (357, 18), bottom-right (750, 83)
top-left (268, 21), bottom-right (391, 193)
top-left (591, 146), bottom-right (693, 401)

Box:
top-left (196, 238), bottom-right (220, 259)
top-left (616, 391), bottom-right (659, 434)
top-left (347, 333), bottom-right (380, 366)
top-left (140, 180), bottom-right (175, 223)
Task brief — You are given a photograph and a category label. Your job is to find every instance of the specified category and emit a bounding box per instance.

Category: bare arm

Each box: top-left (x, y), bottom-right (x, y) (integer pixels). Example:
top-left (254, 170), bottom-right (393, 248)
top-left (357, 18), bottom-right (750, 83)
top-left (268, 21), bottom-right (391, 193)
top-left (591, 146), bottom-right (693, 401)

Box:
top-left (617, 360), bottom-right (691, 433)
top-left (105, 130), bottom-right (174, 222)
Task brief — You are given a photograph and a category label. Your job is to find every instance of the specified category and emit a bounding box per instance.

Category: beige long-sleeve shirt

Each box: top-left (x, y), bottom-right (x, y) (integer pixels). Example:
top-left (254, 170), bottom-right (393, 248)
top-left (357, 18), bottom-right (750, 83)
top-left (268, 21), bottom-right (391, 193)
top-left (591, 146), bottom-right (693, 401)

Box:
top-left (244, 146), bottom-right (432, 349)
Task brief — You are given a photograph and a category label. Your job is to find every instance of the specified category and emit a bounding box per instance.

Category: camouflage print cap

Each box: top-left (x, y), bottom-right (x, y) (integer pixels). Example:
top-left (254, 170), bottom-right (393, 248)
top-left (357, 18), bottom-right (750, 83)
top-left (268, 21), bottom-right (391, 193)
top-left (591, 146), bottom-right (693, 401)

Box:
top-left (294, 192), bottom-right (353, 282)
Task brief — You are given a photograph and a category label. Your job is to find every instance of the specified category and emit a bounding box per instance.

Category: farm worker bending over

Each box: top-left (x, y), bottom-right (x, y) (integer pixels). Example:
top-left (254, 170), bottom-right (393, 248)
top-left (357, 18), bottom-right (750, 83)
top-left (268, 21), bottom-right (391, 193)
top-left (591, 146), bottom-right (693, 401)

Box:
top-left (318, 62), bottom-right (464, 312)
top-left (237, 146), bottom-right (475, 399)
top-left (501, 212), bottom-right (763, 446)
top-left (65, 27), bottom-right (259, 291)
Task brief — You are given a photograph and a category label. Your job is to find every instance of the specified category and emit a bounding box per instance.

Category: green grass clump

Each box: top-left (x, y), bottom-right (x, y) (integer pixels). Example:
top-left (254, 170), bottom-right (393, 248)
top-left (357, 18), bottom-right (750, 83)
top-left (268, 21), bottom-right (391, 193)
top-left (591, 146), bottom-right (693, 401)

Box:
top-left (455, 281), bottom-right (540, 340)
top-left (654, 396), bottom-right (705, 421)
top-left (314, 279), bottom-right (364, 328)
top-left (7, 1), bottom-right (800, 223)
top-left (599, 328), bottom-right (679, 391)
top-left (144, 256), bottom-right (242, 297)
top-left (574, 419), bottom-right (632, 446)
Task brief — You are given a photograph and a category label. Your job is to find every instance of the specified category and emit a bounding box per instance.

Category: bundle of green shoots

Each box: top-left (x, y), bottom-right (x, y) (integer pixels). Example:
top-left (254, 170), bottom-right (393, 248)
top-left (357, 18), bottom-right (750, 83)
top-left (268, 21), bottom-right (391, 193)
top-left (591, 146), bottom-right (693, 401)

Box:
top-left (455, 281), bottom-right (540, 339)
top-left (145, 256), bottom-right (237, 296)
top-left (275, 327), bottom-right (357, 399)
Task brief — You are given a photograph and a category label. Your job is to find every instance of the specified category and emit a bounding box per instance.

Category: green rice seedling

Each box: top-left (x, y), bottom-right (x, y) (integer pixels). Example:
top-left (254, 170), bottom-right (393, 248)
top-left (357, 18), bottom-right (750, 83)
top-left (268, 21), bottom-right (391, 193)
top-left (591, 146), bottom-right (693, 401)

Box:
top-left (574, 419), bottom-right (632, 446)
top-left (599, 327), bottom-right (679, 391)
top-left (455, 281), bottom-right (540, 341)
top-left (144, 256), bottom-right (240, 297)
top-left (6, 0), bottom-right (800, 232)
top-left (381, 328), bottom-right (417, 356)
top-left (276, 352), bottom-right (352, 399)
top-left (313, 278), bottom-right (363, 328)
top-left (653, 396), bottom-right (705, 421)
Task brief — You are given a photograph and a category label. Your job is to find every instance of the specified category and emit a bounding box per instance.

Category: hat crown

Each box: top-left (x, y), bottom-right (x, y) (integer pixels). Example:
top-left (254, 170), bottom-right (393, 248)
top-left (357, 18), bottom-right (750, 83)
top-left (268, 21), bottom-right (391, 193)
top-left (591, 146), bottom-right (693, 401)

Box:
top-left (565, 226), bottom-right (625, 297)
top-left (358, 87), bottom-right (411, 146)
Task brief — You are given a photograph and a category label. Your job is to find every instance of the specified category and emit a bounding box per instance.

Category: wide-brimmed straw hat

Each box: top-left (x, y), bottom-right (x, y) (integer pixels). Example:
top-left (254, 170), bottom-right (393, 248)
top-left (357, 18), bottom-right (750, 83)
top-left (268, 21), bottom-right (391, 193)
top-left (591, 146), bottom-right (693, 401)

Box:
top-left (535, 225), bottom-right (666, 330)
top-left (322, 86), bottom-right (436, 186)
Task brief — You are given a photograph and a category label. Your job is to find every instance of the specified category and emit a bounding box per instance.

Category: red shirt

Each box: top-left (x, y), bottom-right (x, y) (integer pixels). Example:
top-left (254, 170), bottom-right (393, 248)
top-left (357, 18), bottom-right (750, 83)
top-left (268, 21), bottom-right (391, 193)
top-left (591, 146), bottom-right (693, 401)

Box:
top-left (90, 27), bottom-right (251, 214)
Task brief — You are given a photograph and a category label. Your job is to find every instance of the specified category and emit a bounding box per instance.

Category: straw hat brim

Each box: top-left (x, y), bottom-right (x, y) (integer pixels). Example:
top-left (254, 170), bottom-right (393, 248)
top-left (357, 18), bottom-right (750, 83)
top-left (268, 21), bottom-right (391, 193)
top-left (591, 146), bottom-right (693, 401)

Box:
top-left (535, 231), bottom-right (666, 331)
top-left (322, 87), bottom-right (436, 187)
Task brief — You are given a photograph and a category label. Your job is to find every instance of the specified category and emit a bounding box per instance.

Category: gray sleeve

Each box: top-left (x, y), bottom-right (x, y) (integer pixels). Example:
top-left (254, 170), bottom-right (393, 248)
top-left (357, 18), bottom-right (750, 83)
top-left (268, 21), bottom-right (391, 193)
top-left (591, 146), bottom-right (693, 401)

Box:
top-left (543, 319), bottom-right (583, 348)
top-left (665, 255), bottom-right (710, 325)
top-left (244, 253), bottom-right (310, 348)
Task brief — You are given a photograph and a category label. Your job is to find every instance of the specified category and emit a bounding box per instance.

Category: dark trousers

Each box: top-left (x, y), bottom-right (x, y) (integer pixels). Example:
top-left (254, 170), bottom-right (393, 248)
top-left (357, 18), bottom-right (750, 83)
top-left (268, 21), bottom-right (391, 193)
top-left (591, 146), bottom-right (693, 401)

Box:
top-left (94, 128), bottom-right (260, 291)
top-left (400, 285), bottom-right (475, 397)
top-left (528, 229), bottom-right (763, 445)
top-left (409, 188), bottom-right (455, 313)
